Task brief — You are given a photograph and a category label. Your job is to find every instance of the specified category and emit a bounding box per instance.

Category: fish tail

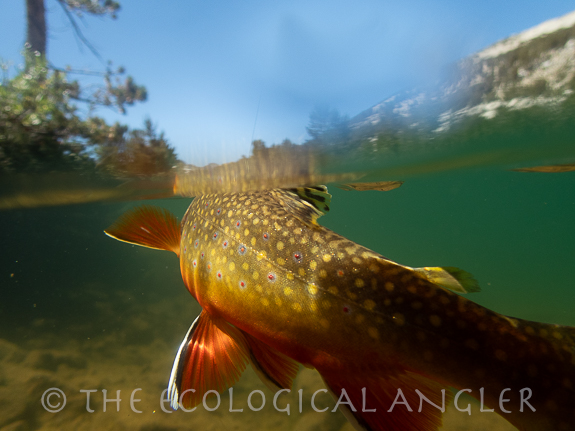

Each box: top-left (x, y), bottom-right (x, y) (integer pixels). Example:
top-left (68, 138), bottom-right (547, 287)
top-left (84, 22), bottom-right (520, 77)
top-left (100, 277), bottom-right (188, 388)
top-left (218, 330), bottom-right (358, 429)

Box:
top-left (104, 205), bottom-right (181, 255)
top-left (317, 363), bottom-right (451, 431)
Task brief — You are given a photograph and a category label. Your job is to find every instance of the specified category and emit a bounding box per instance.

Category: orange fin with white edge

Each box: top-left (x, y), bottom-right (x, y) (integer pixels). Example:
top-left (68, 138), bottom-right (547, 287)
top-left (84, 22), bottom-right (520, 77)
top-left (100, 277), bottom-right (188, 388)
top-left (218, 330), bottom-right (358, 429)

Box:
top-left (104, 205), bottom-right (181, 255)
top-left (242, 331), bottom-right (299, 391)
top-left (167, 310), bottom-right (250, 410)
top-left (317, 364), bottom-right (451, 431)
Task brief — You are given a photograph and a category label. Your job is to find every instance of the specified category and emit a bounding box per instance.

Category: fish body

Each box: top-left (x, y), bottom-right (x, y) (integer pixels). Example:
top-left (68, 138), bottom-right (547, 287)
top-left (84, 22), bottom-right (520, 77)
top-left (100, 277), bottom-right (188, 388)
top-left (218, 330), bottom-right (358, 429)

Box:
top-left (106, 188), bottom-right (575, 431)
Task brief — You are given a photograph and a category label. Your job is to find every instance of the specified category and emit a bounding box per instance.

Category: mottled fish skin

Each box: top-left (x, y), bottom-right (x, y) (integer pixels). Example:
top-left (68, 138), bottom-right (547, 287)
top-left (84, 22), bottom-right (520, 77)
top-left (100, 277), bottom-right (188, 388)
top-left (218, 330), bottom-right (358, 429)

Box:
top-left (180, 190), bottom-right (575, 431)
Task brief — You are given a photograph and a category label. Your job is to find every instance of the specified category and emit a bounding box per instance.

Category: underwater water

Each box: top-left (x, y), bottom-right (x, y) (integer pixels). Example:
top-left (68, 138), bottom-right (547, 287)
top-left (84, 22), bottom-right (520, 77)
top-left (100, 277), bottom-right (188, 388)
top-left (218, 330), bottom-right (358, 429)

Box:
top-left (1, 110), bottom-right (574, 431)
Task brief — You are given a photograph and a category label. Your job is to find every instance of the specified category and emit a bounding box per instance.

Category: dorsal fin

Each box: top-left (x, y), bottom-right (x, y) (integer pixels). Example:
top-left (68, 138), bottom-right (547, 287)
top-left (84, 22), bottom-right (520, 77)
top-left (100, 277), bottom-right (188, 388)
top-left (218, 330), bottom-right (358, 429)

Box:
top-left (273, 186), bottom-right (331, 227)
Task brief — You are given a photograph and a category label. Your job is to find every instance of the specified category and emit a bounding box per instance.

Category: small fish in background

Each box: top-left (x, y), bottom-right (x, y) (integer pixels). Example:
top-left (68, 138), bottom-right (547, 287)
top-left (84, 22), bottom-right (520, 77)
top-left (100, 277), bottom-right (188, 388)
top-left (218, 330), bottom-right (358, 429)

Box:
top-left (336, 180), bottom-right (404, 192)
top-left (511, 164), bottom-right (575, 173)
top-left (106, 186), bottom-right (575, 431)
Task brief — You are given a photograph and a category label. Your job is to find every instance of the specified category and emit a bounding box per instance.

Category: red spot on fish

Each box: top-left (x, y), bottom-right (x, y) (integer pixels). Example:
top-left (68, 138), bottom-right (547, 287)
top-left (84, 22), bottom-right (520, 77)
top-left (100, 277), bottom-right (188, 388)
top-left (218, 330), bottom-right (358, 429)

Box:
top-left (201, 252), bottom-right (205, 258)
top-left (239, 280), bottom-right (246, 289)
top-left (194, 240), bottom-right (199, 248)
top-left (213, 232), bottom-right (218, 240)
top-left (192, 224), bottom-right (196, 230)
top-left (217, 208), bottom-right (221, 215)
top-left (337, 270), bottom-right (344, 277)
top-left (263, 232), bottom-right (269, 240)
top-left (238, 244), bottom-right (247, 255)
top-left (207, 262), bottom-right (212, 271)
top-left (343, 306), bottom-right (349, 313)
top-left (293, 252), bottom-right (303, 263)
top-left (236, 220), bottom-right (241, 228)
top-left (192, 260), bottom-right (197, 267)
top-left (268, 273), bottom-right (276, 282)
top-left (217, 271), bottom-right (222, 279)
top-left (222, 240), bottom-right (228, 249)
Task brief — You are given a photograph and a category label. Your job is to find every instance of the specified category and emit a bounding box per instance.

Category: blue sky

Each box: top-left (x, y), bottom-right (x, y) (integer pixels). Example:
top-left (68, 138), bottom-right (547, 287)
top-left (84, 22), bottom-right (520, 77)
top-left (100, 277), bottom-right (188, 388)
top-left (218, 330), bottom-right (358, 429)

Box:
top-left (1, 1), bottom-right (574, 165)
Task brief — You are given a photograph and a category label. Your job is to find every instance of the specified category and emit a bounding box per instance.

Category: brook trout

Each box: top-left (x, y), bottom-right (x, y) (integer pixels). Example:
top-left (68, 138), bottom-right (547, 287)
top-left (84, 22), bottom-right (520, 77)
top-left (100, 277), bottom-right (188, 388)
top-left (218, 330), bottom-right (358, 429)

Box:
top-left (106, 187), bottom-right (575, 431)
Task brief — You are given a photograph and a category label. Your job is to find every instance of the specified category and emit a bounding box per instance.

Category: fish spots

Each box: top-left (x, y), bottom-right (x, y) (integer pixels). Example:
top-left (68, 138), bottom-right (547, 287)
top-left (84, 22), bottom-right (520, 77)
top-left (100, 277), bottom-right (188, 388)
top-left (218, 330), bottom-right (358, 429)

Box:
top-left (244, 228), bottom-right (250, 236)
top-left (465, 339), bottom-right (479, 350)
top-left (267, 273), bottom-right (276, 282)
top-left (345, 246), bottom-right (357, 255)
top-left (407, 286), bottom-right (417, 294)
top-left (525, 326), bottom-right (535, 335)
top-left (439, 295), bottom-right (450, 305)
top-left (298, 268), bottom-right (306, 277)
top-left (355, 279), bottom-right (365, 288)
top-left (286, 272), bottom-right (294, 281)
top-left (355, 314), bottom-right (365, 324)
top-left (363, 299), bottom-right (376, 311)
top-left (346, 290), bottom-right (357, 300)
top-left (429, 315), bottom-right (442, 327)
top-left (309, 260), bottom-right (317, 271)
top-left (261, 298), bottom-right (270, 307)
top-left (552, 331), bottom-right (563, 340)
top-left (319, 269), bottom-right (327, 278)
top-left (228, 262), bottom-right (236, 271)
top-left (222, 240), bottom-right (229, 249)
top-left (284, 287), bottom-right (293, 296)
top-left (293, 252), bottom-right (303, 263)
top-left (369, 263), bottom-right (379, 273)
top-left (263, 232), bottom-right (270, 241)
top-left (320, 318), bottom-right (330, 329)
top-left (392, 313), bottom-right (405, 326)
top-left (253, 218), bottom-right (260, 225)
top-left (322, 254), bottom-right (332, 263)
top-left (312, 232), bottom-right (323, 243)
top-left (352, 257), bottom-right (362, 264)
top-left (238, 244), bottom-right (247, 255)
top-left (228, 210), bottom-right (233, 218)
top-left (256, 251), bottom-right (267, 261)
top-left (385, 282), bottom-right (394, 292)
top-left (322, 300), bottom-right (331, 309)
top-left (368, 327), bottom-right (379, 340)
top-left (251, 237), bottom-right (257, 246)
top-left (292, 303), bottom-right (302, 312)
top-left (307, 283), bottom-right (318, 295)
top-left (277, 241), bottom-right (285, 251)
top-left (328, 286), bottom-right (338, 295)
top-left (276, 257), bottom-right (286, 265)
top-left (311, 246), bottom-right (319, 255)
top-left (494, 349), bottom-right (507, 361)
top-left (411, 301), bottom-right (423, 310)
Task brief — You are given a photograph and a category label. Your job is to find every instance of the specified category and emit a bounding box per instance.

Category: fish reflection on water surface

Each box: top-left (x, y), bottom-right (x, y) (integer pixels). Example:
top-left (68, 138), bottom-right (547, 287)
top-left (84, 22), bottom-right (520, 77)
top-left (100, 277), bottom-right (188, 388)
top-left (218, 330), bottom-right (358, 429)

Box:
top-left (105, 186), bottom-right (575, 431)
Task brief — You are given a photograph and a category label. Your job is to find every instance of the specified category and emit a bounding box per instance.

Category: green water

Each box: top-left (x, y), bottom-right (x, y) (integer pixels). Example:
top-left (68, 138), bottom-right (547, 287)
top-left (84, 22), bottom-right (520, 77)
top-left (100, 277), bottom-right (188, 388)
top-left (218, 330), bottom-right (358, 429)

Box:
top-left (1, 114), bottom-right (574, 430)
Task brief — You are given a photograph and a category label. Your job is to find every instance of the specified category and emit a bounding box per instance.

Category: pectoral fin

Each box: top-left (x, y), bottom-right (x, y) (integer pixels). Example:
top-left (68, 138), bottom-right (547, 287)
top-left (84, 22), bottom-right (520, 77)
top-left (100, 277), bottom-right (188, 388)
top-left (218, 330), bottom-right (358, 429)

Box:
top-left (413, 266), bottom-right (480, 294)
top-left (167, 310), bottom-right (250, 410)
top-left (105, 205), bottom-right (181, 255)
top-left (242, 331), bottom-right (299, 392)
